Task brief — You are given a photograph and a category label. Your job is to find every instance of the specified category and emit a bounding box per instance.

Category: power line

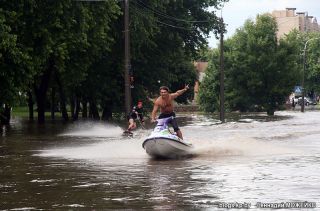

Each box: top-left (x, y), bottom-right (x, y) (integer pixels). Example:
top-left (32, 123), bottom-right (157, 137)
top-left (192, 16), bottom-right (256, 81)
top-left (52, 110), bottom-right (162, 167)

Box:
top-left (155, 19), bottom-right (198, 31)
top-left (131, 4), bottom-right (199, 31)
top-left (134, 0), bottom-right (212, 23)
top-left (73, 0), bottom-right (123, 2)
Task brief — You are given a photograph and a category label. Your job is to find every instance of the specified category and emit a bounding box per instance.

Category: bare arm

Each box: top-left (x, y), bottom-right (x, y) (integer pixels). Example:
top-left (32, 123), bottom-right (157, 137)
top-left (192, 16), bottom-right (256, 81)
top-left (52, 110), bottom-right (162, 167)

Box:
top-left (171, 84), bottom-right (189, 99)
top-left (151, 102), bottom-right (159, 122)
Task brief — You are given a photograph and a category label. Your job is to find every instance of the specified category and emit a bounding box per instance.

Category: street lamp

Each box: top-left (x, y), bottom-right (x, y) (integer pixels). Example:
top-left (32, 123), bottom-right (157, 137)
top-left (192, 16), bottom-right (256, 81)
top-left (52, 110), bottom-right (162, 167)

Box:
top-left (301, 37), bottom-right (320, 112)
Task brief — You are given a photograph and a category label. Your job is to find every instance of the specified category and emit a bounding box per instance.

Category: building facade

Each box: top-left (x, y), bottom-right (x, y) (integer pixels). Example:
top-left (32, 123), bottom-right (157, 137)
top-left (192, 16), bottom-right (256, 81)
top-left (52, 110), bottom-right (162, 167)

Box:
top-left (193, 61), bottom-right (208, 104)
top-left (272, 8), bottom-right (320, 39)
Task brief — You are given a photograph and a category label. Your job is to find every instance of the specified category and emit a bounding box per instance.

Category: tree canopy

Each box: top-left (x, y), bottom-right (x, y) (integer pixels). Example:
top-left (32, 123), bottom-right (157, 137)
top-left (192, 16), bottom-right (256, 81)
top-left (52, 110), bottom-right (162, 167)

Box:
top-left (199, 14), bottom-right (301, 115)
top-left (0, 0), bottom-right (227, 124)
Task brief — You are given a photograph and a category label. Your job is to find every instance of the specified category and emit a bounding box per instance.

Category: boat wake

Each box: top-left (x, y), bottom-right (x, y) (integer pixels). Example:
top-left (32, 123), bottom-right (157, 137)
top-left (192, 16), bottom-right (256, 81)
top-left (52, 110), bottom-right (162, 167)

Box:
top-left (189, 136), bottom-right (300, 160)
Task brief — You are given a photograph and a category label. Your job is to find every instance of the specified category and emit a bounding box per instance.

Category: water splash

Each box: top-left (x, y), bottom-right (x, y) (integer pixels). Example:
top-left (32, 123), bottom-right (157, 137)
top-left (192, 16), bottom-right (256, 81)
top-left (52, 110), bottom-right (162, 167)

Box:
top-left (190, 136), bottom-right (299, 159)
top-left (39, 128), bottom-right (151, 161)
top-left (39, 111), bottom-right (315, 162)
top-left (58, 122), bottom-right (123, 138)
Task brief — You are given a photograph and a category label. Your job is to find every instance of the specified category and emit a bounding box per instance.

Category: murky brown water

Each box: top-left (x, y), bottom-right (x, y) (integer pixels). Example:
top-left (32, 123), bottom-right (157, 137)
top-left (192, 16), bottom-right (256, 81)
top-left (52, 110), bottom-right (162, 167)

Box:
top-left (1, 111), bottom-right (319, 210)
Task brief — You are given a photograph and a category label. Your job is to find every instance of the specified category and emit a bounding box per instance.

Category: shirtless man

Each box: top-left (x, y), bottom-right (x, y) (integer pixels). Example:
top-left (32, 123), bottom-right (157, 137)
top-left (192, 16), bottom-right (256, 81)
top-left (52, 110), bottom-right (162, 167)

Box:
top-left (151, 85), bottom-right (189, 139)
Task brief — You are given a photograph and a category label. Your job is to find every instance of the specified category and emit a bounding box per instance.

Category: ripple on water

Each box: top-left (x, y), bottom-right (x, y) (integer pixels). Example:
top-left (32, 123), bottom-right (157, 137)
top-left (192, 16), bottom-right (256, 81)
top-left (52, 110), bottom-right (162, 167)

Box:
top-left (72, 182), bottom-right (110, 188)
top-left (66, 204), bottom-right (85, 208)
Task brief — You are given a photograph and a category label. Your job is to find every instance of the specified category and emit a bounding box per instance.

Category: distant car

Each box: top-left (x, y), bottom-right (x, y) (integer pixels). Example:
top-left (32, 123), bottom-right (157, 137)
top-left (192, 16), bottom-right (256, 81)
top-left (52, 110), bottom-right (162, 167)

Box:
top-left (298, 97), bottom-right (317, 106)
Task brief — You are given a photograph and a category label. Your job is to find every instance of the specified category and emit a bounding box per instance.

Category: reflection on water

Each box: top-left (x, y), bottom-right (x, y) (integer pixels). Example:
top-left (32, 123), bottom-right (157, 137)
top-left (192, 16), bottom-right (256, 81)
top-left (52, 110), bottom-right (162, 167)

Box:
top-left (1, 111), bottom-right (320, 209)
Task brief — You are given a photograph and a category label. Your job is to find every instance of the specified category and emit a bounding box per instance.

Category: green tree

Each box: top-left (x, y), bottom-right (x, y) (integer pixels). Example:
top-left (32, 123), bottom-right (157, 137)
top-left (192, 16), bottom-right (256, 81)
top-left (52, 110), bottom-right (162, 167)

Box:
top-left (1, 0), bottom-right (226, 124)
top-left (1, 1), bottom-right (121, 123)
top-left (198, 48), bottom-right (220, 111)
top-left (301, 32), bottom-right (320, 96)
top-left (199, 14), bottom-right (300, 115)
top-left (130, 0), bottom-right (226, 101)
top-left (56, 1), bottom-right (121, 120)
top-left (0, 5), bottom-right (33, 124)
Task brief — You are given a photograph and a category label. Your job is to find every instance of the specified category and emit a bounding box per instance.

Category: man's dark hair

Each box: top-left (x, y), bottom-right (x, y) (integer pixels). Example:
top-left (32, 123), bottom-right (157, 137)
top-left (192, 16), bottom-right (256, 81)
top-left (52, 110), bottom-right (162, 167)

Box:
top-left (159, 86), bottom-right (169, 92)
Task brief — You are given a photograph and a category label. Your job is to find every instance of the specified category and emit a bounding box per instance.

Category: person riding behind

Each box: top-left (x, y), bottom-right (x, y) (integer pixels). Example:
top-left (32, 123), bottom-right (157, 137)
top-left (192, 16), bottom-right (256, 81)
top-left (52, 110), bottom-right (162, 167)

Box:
top-left (151, 85), bottom-right (189, 140)
top-left (126, 100), bottom-right (144, 133)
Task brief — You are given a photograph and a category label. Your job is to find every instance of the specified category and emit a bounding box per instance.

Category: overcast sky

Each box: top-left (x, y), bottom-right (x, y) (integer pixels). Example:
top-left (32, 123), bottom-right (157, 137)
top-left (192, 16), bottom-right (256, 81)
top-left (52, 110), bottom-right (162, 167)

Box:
top-left (208, 0), bottom-right (320, 47)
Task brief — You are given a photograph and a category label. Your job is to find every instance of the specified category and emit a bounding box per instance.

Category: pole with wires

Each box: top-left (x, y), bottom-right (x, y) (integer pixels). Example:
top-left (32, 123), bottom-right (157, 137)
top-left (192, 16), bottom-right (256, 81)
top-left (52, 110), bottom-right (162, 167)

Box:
top-left (124, 0), bottom-right (131, 116)
top-left (219, 9), bottom-right (225, 123)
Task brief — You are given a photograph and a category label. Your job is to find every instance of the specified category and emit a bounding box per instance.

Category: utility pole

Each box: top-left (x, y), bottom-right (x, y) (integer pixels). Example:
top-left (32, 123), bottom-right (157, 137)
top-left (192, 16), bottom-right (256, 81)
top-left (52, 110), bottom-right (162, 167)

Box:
top-left (301, 37), bottom-right (320, 112)
top-left (301, 45), bottom-right (306, 112)
top-left (219, 18), bottom-right (225, 123)
top-left (124, 0), bottom-right (131, 115)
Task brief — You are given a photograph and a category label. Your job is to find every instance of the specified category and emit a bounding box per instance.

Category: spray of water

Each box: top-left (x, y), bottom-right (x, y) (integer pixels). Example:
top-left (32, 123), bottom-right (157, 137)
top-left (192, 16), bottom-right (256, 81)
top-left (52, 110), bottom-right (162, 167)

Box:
top-left (58, 122), bottom-right (123, 138)
top-left (39, 137), bottom-right (147, 160)
top-left (39, 121), bottom-right (152, 161)
top-left (39, 111), bottom-right (310, 162)
top-left (190, 136), bottom-right (299, 160)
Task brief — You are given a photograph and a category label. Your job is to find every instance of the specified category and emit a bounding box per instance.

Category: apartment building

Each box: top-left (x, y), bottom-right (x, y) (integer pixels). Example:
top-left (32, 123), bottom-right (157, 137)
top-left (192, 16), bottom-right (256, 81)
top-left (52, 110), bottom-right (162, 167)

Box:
top-left (272, 8), bottom-right (320, 39)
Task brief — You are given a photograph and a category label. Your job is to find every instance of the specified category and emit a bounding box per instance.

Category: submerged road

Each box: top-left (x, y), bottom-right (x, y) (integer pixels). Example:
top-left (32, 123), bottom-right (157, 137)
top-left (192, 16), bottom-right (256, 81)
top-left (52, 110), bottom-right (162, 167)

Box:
top-left (1, 111), bottom-right (319, 209)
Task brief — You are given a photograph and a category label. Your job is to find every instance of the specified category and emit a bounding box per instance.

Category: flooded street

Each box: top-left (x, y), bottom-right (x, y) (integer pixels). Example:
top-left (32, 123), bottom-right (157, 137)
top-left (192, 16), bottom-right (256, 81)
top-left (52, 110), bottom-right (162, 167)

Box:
top-left (1, 111), bottom-right (320, 210)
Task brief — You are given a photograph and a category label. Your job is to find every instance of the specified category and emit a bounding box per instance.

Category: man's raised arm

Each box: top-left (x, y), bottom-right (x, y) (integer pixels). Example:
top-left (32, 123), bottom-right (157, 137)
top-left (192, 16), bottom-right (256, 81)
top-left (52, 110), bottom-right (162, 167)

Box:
top-left (171, 84), bottom-right (189, 99)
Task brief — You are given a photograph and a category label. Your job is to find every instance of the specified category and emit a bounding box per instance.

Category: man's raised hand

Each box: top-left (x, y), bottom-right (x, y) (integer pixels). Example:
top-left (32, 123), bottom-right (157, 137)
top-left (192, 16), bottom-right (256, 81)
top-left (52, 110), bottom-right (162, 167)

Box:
top-left (185, 84), bottom-right (189, 90)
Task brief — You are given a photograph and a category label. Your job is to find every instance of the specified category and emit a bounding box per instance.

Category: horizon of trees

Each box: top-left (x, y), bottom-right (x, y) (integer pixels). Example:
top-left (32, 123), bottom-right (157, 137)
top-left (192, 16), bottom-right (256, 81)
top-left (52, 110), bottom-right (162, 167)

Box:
top-left (199, 13), bottom-right (320, 115)
top-left (0, 0), bottom-right (228, 124)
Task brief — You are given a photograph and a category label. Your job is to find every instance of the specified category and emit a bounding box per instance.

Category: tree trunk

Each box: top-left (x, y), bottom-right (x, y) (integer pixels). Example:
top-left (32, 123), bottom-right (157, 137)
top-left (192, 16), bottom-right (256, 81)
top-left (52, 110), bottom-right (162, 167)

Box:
top-left (27, 90), bottom-right (34, 121)
top-left (102, 100), bottom-right (112, 120)
top-left (82, 100), bottom-right (88, 118)
top-left (89, 100), bottom-right (100, 120)
top-left (267, 109), bottom-right (275, 116)
top-left (0, 104), bottom-right (11, 125)
top-left (36, 94), bottom-right (45, 123)
top-left (88, 101), bottom-right (92, 118)
top-left (51, 87), bottom-right (55, 120)
top-left (54, 70), bottom-right (69, 121)
top-left (35, 60), bottom-right (53, 124)
top-left (267, 104), bottom-right (275, 116)
top-left (73, 96), bottom-right (80, 121)
top-left (70, 95), bottom-right (75, 119)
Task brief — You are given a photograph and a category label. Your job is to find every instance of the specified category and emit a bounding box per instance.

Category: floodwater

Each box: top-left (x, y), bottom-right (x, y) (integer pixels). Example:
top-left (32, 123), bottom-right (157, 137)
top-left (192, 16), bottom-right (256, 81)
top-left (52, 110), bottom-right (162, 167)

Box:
top-left (1, 111), bottom-right (320, 210)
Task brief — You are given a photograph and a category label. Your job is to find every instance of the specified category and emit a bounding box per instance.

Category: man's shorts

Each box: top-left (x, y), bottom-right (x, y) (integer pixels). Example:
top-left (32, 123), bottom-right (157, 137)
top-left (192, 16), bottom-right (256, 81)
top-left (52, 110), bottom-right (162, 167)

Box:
top-left (127, 112), bottom-right (137, 121)
top-left (158, 112), bottom-right (179, 132)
